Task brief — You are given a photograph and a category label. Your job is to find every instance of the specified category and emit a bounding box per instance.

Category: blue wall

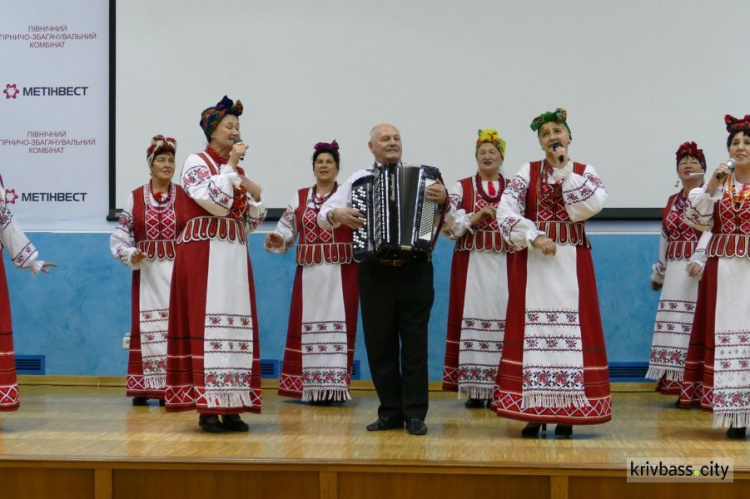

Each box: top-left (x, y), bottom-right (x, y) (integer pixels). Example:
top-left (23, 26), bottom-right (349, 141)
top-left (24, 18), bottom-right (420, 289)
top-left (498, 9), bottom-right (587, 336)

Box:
top-left (5, 231), bottom-right (660, 380)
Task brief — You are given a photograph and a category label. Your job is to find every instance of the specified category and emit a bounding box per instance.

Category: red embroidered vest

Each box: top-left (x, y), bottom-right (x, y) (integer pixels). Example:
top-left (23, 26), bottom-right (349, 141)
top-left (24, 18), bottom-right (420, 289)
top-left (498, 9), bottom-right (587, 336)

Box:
top-left (294, 186), bottom-right (354, 265)
top-left (177, 151), bottom-right (250, 245)
top-left (454, 176), bottom-right (509, 252)
top-left (706, 190), bottom-right (750, 258)
top-left (131, 182), bottom-right (187, 260)
top-left (525, 161), bottom-right (590, 248)
top-left (661, 191), bottom-right (700, 260)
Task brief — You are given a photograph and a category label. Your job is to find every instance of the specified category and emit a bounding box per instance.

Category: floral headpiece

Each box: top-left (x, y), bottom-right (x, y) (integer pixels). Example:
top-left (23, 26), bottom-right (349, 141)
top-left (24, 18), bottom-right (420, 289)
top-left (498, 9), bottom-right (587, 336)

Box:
top-left (312, 139), bottom-right (340, 169)
top-left (147, 135), bottom-right (177, 167)
top-left (675, 141), bottom-right (706, 170)
top-left (476, 129), bottom-right (506, 158)
top-left (530, 108), bottom-right (571, 138)
top-left (314, 140), bottom-right (339, 153)
top-left (725, 114), bottom-right (750, 133)
top-left (199, 95), bottom-right (244, 141)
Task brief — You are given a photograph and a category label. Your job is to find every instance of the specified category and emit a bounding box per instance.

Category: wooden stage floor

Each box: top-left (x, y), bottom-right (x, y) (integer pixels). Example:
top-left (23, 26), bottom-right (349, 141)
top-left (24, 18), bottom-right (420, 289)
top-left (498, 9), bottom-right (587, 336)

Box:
top-left (1, 385), bottom-right (749, 499)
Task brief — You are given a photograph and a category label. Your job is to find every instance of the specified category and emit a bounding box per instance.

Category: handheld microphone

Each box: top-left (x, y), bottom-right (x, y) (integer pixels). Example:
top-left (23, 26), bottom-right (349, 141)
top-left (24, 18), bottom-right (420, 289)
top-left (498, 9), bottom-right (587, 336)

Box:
top-left (715, 158), bottom-right (736, 180)
top-left (233, 137), bottom-right (245, 161)
top-left (552, 142), bottom-right (564, 164)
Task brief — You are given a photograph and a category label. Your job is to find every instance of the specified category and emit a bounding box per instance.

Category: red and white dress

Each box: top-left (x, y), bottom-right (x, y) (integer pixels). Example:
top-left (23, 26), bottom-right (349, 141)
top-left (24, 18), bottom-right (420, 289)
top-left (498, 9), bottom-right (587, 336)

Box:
top-left (442, 175), bottom-right (512, 400)
top-left (0, 175), bottom-right (46, 412)
top-left (680, 181), bottom-right (750, 427)
top-left (165, 147), bottom-right (266, 415)
top-left (111, 181), bottom-right (188, 401)
top-left (646, 191), bottom-right (702, 394)
top-left (493, 160), bottom-right (611, 425)
top-left (268, 185), bottom-right (359, 401)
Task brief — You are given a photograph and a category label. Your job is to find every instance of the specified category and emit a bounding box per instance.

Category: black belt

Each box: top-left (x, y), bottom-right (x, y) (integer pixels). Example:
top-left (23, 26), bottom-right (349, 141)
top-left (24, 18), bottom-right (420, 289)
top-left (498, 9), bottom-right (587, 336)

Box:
top-left (376, 259), bottom-right (411, 267)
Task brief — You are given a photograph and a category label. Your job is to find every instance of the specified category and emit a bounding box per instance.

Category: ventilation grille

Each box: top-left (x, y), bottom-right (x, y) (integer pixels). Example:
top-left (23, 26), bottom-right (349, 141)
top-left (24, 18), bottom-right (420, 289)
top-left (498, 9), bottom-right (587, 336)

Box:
top-left (609, 362), bottom-right (648, 381)
top-left (260, 359), bottom-right (280, 378)
top-left (15, 355), bottom-right (45, 375)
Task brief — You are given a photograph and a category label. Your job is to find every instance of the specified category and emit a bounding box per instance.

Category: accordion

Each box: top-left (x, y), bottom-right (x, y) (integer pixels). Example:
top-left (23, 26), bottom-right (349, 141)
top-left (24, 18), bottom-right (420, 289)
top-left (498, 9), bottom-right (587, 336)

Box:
top-left (351, 163), bottom-right (443, 262)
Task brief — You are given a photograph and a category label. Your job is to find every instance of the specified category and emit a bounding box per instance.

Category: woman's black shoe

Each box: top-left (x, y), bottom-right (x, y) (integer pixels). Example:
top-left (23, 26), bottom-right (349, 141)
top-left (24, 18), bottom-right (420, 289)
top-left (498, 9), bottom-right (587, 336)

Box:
top-left (222, 414), bottom-right (249, 432)
top-left (727, 426), bottom-right (746, 439)
top-left (132, 397), bottom-right (148, 406)
top-left (464, 398), bottom-right (487, 409)
top-left (199, 414), bottom-right (226, 433)
top-left (521, 423), bottom-right (546, 437)
top-left (555, 425), bottom-right (573, 438)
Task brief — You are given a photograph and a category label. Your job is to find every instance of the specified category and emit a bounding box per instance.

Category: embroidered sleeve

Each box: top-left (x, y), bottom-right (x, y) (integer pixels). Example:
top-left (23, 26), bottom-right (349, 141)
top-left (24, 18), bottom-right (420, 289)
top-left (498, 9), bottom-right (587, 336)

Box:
top-left (497, 163), bottom-right (542, 250)
top-left (688, 230), bottom-right (712, 271)
top-left (0, 182), bottom-right (43, 275)
top-left (181, 154), bottom-right (237, 216)
top-left (110, 192), bottom-right (140, 268)
top-left (266, 193), bottom-right (298, 254)
top-left (441, 181), bottom-right (471, 240)
top-left (561, 164), bottom-right (608, 222)
top-left (650, 229), bottom-right (668, 284)
top-left (318, 170), bottom-right (367, 230)
top-left (242, 192), bottom-right (267, 234)
top-left (684, 186), bottom-right (716, 231)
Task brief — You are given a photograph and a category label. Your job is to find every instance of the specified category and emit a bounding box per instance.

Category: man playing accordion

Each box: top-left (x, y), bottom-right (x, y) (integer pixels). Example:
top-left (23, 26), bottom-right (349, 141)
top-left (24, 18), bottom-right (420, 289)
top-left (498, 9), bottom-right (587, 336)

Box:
top-left (318, 123), bottom-right (447, 435)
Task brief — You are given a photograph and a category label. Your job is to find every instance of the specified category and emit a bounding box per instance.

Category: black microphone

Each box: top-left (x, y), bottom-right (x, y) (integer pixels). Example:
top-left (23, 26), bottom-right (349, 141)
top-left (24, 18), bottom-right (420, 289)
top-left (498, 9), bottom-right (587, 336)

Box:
top-left (233, 137), bottom-right (245, 161)
top-left (552, 142), bottom-right (564, 164)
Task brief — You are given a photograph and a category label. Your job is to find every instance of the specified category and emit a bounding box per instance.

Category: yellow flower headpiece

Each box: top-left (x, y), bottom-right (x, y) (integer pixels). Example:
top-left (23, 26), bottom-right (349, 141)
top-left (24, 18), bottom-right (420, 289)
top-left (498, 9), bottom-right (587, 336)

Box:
top-left (476, 129), bottom-right (506, 158)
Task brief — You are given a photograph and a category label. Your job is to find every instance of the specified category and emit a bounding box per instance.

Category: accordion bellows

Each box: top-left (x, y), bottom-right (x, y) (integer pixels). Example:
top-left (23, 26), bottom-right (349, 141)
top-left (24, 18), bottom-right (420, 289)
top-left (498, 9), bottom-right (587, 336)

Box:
top-left (351, 163), bottom-right (442, 262)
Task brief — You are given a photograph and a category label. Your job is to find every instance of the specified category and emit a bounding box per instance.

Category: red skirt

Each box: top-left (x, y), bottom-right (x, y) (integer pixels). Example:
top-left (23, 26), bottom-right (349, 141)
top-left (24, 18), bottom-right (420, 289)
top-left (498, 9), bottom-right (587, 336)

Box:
top-left (493, 245), bottom-right (612, 425)
top-left (165, 239), bottom-right (262, 415)
top-left (0, 258), bottom-right (19, 412)
top-left (278, 262), bottom-right (359, 399)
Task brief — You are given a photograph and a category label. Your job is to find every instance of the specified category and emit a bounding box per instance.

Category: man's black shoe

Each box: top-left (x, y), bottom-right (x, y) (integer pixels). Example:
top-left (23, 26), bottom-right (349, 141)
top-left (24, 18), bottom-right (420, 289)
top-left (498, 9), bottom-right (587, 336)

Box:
top-left (405, 419), bottom-right (427, 436)
top-left (366, 416), bottom-right (404, 431)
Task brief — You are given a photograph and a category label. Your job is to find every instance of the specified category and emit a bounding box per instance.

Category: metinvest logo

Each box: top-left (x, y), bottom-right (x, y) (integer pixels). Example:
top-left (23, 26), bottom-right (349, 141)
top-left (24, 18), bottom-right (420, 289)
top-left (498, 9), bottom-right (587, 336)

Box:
top-left (3, 82), bottom-right (88, 99)
top-left (5, 188), bottom-right (18, 204)
top-left (4, 83), bottom-right (20, 99)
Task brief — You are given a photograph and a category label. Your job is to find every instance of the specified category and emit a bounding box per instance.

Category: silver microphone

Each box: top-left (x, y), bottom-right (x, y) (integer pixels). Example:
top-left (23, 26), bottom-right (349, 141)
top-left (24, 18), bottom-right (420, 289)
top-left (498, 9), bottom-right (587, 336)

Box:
top-left (715, 158), bottom-right (735, 180)
top-left (233, 137), bottom-right (245, 161)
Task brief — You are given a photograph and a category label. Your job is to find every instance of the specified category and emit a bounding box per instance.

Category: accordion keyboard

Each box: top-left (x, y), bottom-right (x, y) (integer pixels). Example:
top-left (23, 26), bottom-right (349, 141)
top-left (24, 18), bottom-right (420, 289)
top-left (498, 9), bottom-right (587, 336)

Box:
top-left (351, 184), bottom-right (370, 251)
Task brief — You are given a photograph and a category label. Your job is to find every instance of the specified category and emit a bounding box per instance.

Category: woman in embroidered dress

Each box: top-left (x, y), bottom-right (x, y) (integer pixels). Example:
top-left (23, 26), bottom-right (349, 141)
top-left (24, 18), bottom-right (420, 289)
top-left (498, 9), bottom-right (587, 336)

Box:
top-left (494, 108), bottom-right (610, 438)
top-left (441, 129), bottom-right (512, 409)
top-left (680, 114), bottom-right (750, 439)
top-left (265, 140), bottom-right (359, 404)
top-left (0, 176), bottom-right (55, 413)
top-left (111, 135), bottom-right (187, 406)
top-left (645, 142), bottom-right (705, 404)
top-left (165, 96), bottom-right (266, 433)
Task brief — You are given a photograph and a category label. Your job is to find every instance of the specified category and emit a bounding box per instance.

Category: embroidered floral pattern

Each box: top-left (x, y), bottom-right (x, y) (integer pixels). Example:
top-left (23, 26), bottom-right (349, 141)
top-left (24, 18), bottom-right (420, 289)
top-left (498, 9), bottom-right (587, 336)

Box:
top-left (183, 164), bottom-right (233, 209)
top-left (204, 369), bottom-right (253, 388)
top-left (301, 319), bottom-right (350, 396)
top-left (0, 189), bottom-right (13, 229)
